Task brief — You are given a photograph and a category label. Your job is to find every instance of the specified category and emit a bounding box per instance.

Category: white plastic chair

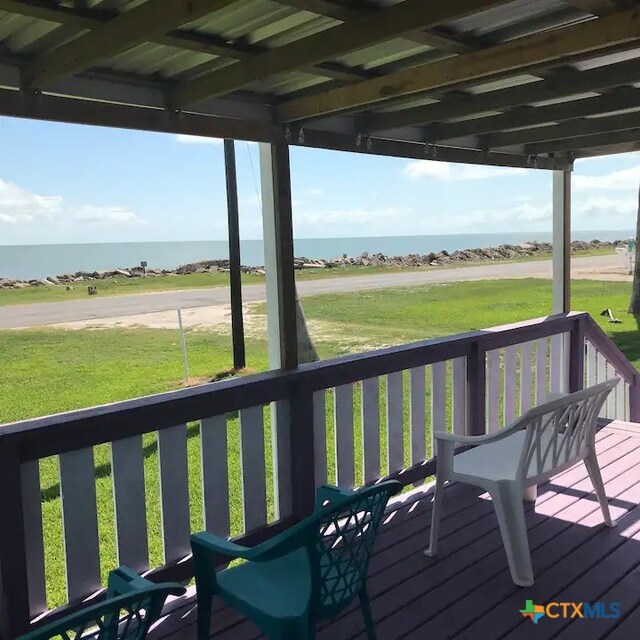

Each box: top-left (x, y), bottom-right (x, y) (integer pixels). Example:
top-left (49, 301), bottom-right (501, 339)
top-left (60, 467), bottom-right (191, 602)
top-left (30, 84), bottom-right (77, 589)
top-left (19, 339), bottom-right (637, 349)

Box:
top-left (425, 378), bottom-right (619, 587)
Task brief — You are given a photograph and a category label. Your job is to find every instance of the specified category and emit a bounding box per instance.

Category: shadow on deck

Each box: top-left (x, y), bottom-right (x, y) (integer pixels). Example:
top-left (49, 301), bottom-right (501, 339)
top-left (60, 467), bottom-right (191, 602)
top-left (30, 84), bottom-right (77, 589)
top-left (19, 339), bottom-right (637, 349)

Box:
top-left (151, 420), bottom-right (640, 640)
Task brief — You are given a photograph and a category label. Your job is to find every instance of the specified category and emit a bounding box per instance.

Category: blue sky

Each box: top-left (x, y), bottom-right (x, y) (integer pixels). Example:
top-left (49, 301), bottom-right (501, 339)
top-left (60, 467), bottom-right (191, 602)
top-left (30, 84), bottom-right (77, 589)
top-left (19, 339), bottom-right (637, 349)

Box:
top-left (0, 116), bottom-right (638, 245)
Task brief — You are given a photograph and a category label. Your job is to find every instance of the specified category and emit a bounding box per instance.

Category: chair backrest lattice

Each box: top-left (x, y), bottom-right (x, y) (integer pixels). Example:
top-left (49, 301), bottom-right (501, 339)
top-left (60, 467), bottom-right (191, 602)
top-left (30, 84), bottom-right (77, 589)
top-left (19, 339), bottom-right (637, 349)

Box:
top-left (19, 584), bottom-right (181, 640)
top-left (517, 378), bottom-right (618, 482)
top-left (309, 482), bottom-right (398, 618)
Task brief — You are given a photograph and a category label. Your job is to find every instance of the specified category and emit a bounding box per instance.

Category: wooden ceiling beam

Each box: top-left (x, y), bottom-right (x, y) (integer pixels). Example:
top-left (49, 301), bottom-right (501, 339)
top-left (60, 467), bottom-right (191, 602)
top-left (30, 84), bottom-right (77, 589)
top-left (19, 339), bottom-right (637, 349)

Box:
top-left (279, 7), bottom-right (640, 122)
top-left (565, 0), bottom-right (629, 16)
top-left (526, 126), bottom-right (640, 154)
top-left (170, 0), bottom-right (510, 106)
top-left (0, 0), bottom-right (389, 86)
top-left (24, 0), bottom-right (239, 88)
top-left (367, 57), bottom-right (640, 131)
top-left (574, 141), bottom-right (640, 157)
top-left (487, 107), bottom-right (640, 149)
top-left (272, 0), bottom-right (484, 53)
top-left (429, 86), bottom-right (640, 142)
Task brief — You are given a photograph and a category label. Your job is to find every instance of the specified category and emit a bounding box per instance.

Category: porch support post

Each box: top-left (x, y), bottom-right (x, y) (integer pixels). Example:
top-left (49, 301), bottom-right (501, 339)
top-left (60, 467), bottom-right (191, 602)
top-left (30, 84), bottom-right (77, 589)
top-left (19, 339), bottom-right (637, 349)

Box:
top-left (223, 139), bottom-right (246, 371)
top-left (259, 139), bottom-right (298, 519)
top-left (552, 168), bottom-right (571, 314)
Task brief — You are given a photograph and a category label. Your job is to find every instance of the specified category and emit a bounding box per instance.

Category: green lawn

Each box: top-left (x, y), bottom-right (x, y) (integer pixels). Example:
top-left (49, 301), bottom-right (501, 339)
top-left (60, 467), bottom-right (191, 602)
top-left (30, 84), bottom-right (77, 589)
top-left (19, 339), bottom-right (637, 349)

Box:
top-left (1, 277), bottom-right (636, 608)
top-left (0, 246), bottom-right (613, 307)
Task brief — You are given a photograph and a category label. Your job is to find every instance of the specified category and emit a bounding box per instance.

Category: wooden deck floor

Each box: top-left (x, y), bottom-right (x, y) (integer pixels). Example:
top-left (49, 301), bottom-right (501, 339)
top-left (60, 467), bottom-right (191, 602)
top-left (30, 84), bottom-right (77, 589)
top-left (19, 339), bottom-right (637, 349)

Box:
top-left (151, 420), bottom-right (640, 640)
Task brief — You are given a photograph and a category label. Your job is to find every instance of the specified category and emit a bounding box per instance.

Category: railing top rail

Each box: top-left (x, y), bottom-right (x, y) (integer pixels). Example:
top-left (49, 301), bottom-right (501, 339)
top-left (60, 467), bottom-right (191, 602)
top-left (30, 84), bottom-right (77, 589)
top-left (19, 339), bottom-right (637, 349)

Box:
top-left (293, 312), bottom-right (587, 392)
top-left (0, 368), bottom-right (292, 461)
top-left (0, 312), bottom-right (588, 462)
top-left (583, 314), bottom-right (639, 383)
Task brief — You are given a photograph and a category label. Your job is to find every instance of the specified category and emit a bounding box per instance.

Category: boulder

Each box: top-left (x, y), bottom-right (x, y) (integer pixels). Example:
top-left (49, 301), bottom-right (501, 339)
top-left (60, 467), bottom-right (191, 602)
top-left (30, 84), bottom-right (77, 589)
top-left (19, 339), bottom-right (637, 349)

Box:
top-left (115, 268), bottom-right (131, 277)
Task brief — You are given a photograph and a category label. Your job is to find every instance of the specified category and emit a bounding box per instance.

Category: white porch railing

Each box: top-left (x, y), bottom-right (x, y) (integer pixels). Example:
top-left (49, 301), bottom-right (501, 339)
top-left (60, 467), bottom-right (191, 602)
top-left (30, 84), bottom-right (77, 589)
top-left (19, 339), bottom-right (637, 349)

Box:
top-left (0, 311), bottom-right (637, 638)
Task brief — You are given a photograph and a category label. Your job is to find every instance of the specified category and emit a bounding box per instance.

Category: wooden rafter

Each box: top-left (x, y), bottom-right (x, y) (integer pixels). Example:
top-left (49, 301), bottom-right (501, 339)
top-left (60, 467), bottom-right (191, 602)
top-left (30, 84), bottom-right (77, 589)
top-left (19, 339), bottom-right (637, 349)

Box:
top-left (526, 126), bottom-right (640, 154)
top-left (565, 0), bottom-right (629, 15)
top-left (279, 7), bottom-right (640, 122)
top-left (170, 0), bottom-right (510, 106)
top-left (487, 108), bottom-right (640, 149)
top-left (24, 0), bottom-right (240, 88)
top-left (429, 87), bottom-right (640, 142)
top-left (367, 57), bottom-right (640, 131)
top-left (272, 0), bottom-right (484, 53)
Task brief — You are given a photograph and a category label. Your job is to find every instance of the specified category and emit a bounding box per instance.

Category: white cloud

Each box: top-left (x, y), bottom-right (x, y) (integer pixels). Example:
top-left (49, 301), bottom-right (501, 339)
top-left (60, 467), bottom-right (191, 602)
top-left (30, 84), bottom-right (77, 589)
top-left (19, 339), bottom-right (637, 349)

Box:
top-left (303, 187), bottom-right (325, 196)
top-left (75, 206), bottom-right (139, 224)
top-left (175, 134), bottom-right (222, 146)
top-left (573, 195), bottom-right (637, 220)
top-left (296, 207), bottom-right (399, 227)
top-left (404, 160), bottom-right (526, 181)
top-left (0, 178), bottom-right (63, 224)
top-left (0, 177), bottom-right (140, 227)
top-left (573, 165), bottom-right (640, 190)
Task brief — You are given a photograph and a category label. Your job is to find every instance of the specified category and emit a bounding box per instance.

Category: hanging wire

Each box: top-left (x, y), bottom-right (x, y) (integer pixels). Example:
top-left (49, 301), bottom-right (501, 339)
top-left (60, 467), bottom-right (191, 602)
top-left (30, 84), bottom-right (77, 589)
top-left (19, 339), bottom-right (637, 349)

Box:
top-left (246, 141), bottom-right (262, 209)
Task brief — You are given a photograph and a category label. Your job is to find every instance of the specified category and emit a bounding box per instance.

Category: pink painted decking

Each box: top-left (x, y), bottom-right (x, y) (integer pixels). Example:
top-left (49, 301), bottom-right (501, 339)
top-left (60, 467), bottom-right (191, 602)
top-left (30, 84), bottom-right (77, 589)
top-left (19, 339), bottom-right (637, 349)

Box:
top-left (150, 420), bottom-right (640, 640)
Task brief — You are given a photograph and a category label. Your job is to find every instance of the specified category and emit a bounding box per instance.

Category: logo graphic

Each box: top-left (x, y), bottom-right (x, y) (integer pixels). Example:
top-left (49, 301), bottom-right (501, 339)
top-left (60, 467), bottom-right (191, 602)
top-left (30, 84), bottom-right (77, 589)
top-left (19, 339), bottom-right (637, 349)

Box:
top-left (520, 600), bottom-right (546, 624)
top-left (519, 600), bottom-right (621, 623)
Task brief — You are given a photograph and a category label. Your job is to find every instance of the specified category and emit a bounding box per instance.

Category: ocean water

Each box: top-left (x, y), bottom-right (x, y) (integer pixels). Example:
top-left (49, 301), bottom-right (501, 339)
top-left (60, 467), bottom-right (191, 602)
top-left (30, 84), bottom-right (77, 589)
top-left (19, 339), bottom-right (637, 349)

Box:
top-left (0, 230), bottom-right (634, 280)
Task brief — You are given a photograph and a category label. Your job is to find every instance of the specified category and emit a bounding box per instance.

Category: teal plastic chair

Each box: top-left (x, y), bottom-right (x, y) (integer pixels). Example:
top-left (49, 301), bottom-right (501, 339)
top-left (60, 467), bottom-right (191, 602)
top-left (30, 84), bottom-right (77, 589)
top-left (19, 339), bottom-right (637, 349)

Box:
top-left (191, 480), bottom-right (401, 640)
top-left (18, 566), bottom-right (185, 640)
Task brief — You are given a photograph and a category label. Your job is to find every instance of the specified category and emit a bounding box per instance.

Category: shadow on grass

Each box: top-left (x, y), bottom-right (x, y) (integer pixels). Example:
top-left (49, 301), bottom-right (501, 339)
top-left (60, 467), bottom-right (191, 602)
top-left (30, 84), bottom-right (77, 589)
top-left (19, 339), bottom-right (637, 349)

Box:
top-left (40, 420), bottom-right (210, 502)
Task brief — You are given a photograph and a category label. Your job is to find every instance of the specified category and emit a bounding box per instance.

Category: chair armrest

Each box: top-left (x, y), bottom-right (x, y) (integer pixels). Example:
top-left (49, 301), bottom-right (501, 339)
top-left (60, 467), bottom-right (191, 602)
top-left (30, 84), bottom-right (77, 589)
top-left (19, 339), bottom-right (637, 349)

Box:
top-left (107, 566), bottom-right (184, 598)
top-left (192, 517), bottom-right (317, 565)
top-left (107, 566), bottom-right (152, 597)
top-left (191, 532), bottom-right (259, 560)
top-left (434, 421), bottom-right (525, 446)
top-left (315, 484), bottom-right (353, 510)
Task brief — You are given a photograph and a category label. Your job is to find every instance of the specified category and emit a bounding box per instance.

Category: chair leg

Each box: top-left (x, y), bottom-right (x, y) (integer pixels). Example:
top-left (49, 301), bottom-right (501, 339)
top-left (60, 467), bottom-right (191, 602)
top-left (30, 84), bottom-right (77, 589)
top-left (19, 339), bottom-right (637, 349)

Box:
top-left (196, 588), bottom-right (213, 640)
top-left (424, 475), bottom-right (445, 557)
top-left (584, 451), bottom-right (617, 527)
top-left (490, 481), bottom-right (534, 587)
top-left (359, 589), bottom-right (377, 640)
top-left (523, 484), bottom-right (537, 502)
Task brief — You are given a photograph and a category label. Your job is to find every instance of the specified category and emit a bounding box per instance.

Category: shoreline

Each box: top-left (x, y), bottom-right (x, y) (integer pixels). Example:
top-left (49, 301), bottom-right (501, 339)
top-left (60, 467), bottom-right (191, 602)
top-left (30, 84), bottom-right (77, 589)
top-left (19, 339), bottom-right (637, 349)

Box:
top-left (0, 238), bottom-right (629, 290)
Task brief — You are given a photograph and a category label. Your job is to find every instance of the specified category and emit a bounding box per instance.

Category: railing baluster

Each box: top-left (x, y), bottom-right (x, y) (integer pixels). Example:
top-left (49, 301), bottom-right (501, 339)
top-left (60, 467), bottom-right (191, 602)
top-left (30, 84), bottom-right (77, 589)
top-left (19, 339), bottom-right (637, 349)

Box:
top-left (59, 448), bottom-right (100, 601)
top-left (550, 333), bottom-right (563, 393)
top-left (504, 345), bottom-right (517, 425)
top-left (486, 349), bottom-right (500, 431)
top-left (386, 372), bottom-right (404, 475)
top-left (361, 377), bottom-right (381, 483)
top-left (616, 377), bottom-right (625, 420)
top-left (200, 416), bottom-right (230, 537)
top-left (597, 352), bottom-right (607, 417)
top-left (586, 340), bottom-right (597, 387)
top-left (410, 366), bottom-right (426, 462)
top-left (452, 358), bottom-right (466, 436)
top-left (158, 425), bottom-right (190, 562)
top-left (334, 384), bottom-right (355, 488)
top-left (313, 391), bottom-right (327, 487)
top-left (111, 435), bottom-right (148, 572)
top-left (20, 461), bottom-right (46, 617)
top-left (520, 341), bottom-right (533, 414)
top-left (606, 362), bottom-right (616, 417)
top-left (431, 361), bottom-right (447, 445)
top-left (239, 407), bottom-right (267, 531)
top-left (536, 337), bottom-right (548, 405)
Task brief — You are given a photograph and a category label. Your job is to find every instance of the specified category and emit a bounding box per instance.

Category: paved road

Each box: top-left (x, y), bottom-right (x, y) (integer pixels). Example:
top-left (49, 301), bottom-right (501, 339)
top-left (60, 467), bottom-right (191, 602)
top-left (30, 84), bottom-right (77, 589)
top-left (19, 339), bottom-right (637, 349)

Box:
top-left (0, 254), bottom-right (622, 329)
